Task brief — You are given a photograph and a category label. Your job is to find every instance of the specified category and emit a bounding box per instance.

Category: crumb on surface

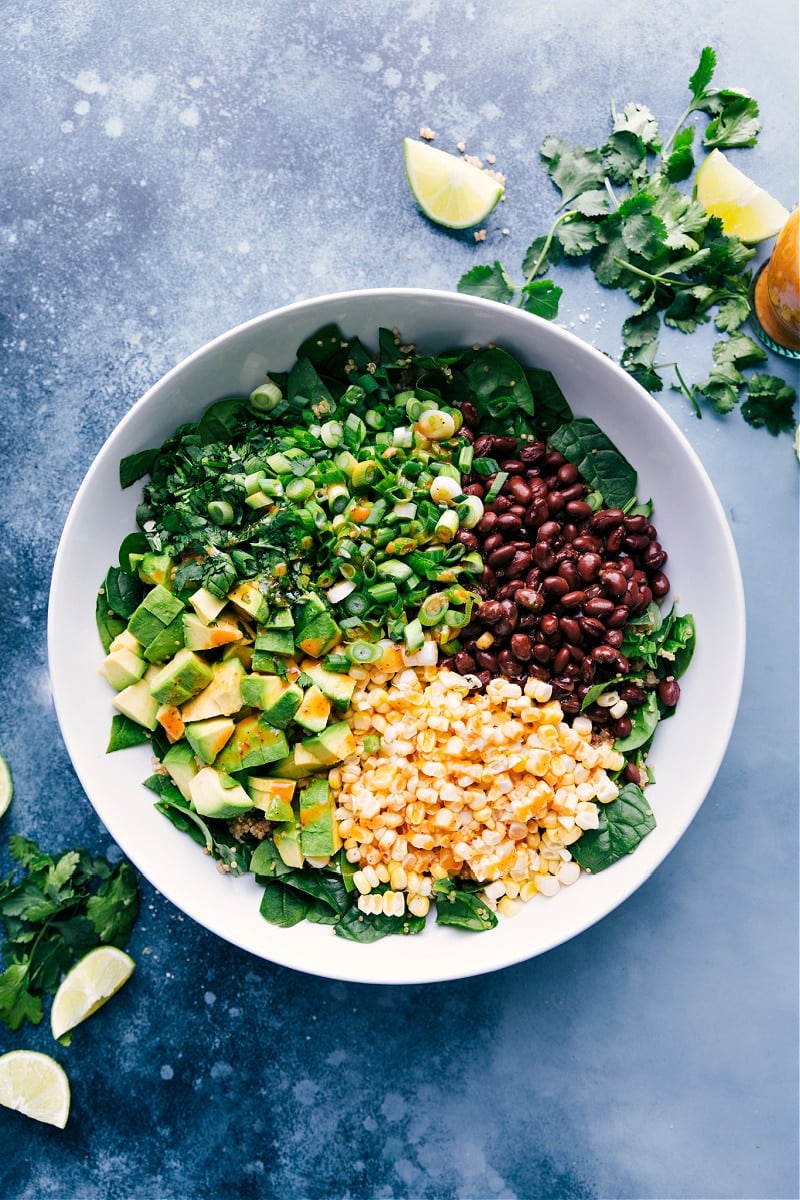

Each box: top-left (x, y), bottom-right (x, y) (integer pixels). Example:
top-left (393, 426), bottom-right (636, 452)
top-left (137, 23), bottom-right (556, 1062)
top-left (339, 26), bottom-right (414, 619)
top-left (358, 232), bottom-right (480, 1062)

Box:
top-left (474, 229), bottom-right (487, 242)
top-left (419, 126), bottom-right (435, 140)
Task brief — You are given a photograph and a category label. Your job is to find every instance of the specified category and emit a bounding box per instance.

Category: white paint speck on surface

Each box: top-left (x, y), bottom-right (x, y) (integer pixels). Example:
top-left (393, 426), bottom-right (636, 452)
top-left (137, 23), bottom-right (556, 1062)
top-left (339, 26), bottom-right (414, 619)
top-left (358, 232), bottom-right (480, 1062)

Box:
top-left (104, 116), bottom-right (124, 138)
top-left (160, 1065), bottom-right (174, 1080)
top-left (74, 100), bottom-right (90, 116)
top-left (73, 69), bottom-right (108, 96)
top-left (178, 104), bottom-right (200, 128)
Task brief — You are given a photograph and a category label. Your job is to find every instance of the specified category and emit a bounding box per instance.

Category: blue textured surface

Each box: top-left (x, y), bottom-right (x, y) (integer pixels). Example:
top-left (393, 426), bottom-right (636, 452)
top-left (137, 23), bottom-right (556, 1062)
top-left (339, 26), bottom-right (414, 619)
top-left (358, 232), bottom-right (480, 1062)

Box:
top-left (1, 2), bottom-right (798, 1197)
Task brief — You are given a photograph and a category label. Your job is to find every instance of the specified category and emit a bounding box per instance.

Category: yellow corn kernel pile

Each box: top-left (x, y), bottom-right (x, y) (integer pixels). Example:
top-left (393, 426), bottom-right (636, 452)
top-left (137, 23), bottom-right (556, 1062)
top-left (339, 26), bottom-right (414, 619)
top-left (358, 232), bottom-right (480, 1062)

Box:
top-left (329, 667), bottom-right (625, 921)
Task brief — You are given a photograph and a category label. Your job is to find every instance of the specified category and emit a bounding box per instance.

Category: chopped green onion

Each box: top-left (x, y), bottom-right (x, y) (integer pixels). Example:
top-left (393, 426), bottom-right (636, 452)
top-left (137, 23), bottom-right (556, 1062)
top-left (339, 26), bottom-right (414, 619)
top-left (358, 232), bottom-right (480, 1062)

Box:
top-left (434, 510), bottom-right (460, 542)
top-left (457, 443), bottom-right (474, 473)
top-left (285, 477), bottom-right (315, 503)
top-left (249, 378), bottom-right (283, 412)
top-left (326, 483), bottom-right (350, 513)
top-left (351, 460), bottom-right (378, 488)
top-left (343, 413), bottom-right (367, 449)
top-left (207, 500), bottom-right (235, 525)
top-left (265, 452), bottom-right (293, 475)
top-left (416, 409), bottom-right (457, 441)
top-left (322, 653), bottom-right (352, 673)
top-left (484, 471), bottom-right (509, 503)
top-left (367, 580), bottom-right (399, 605)
top-left (392, 426), bottom-right (413, 448)
top-left (343, 592), bottom-right (370, 616)
top-left (364, 409), bottom-right (386, 430)
top-left (403, 618), bottom-right (425, 653)
top-left (419, 593), bottom-right (450, 626)
top-left (320, 420), bottom-right (343, 448)
top-left (345, 640), bottom-right (382, 664)
top-left (457, 495), bottom-right (485, 528)
top-left (376, 558), bottom-right (413, 581)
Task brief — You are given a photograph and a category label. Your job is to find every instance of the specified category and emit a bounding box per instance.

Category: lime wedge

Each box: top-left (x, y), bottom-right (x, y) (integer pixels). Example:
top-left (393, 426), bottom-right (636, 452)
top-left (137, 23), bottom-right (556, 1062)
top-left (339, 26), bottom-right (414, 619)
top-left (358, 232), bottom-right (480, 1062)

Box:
top-left (403, 138), bottom-right (504, 230)
top-left (0, 754), bottom-right (11, 819)
top-left (51, 945), bottom-right (135, 1040)
top-left (695, 149), bottom-right (790, 243)
top-left (0, 1050), bottom-right (71, 1128)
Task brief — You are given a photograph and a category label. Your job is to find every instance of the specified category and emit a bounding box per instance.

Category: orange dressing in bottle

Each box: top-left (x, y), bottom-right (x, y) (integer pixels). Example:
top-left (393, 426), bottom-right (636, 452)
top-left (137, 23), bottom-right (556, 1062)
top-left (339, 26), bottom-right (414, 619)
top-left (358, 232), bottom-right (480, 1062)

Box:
top-left (752, 208), bottom-right (800, 356)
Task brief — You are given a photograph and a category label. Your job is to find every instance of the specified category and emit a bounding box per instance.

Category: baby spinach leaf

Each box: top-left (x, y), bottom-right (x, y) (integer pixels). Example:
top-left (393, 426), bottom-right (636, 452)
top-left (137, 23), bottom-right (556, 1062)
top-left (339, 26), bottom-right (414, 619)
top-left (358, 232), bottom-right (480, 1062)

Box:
top-left (661, 613), bottom-right (697, 678)
top-left (433, 879), bottom-right (498, 932)
top-left (106, 715), bottom-right (151, 753)
top-left (120, 448), bottom-right (157, 489)
top-left (614, 691), bottom-right (660, 752)
top-left (571, 783), bottom-right (656, 873)
top-left (462, 347), bottom-right (536, 418)
top-left (334, 903), bottom-right (426, 943)
top-left (524, 367), bottom-right (573, 436)
top-left (259, 880), bottom-right (314, 928)
top-left (280, 868), bottom-right (350, 916)
top-left (96, 591), bottom-right (126, 654)
top-left (104, 565), bottom-right (143, 619)
top-left (548, 417), bottom-right (637, 509)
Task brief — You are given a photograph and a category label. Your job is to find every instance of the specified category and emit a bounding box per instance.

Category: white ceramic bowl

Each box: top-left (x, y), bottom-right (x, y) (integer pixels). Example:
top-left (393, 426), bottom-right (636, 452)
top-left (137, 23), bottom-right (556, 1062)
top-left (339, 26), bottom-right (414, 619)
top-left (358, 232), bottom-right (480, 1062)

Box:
top-left (48, 288), bottom-right (745, 984)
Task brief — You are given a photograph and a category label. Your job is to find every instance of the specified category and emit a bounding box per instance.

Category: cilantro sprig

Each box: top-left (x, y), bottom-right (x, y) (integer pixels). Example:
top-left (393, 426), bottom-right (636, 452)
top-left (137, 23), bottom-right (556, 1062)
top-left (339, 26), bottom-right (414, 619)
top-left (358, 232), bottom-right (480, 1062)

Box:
top-left (458, 46), bottom-right (796, 435)
top-left (0, 836), bottom-right (139, 1031)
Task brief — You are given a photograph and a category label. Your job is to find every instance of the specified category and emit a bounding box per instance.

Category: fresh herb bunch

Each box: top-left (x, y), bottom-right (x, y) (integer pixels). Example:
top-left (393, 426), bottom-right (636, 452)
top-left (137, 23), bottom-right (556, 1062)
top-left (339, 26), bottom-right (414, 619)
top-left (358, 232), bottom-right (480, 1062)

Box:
top-left (0, 837), bottom-right (139, 1031)
top-left (458, 46), bottom-right (797, 435)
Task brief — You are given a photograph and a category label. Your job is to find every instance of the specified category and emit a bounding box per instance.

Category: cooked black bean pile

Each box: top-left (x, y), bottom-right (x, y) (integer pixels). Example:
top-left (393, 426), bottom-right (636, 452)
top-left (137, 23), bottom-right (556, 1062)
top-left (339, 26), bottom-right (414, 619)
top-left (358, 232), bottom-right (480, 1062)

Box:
top-left (443, 424), bottom-right (676, 741)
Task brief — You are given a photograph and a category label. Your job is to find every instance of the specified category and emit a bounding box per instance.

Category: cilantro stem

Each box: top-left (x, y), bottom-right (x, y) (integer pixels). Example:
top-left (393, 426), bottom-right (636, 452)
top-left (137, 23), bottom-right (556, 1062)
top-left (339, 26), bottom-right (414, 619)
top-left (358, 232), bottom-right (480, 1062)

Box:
top-left (517, 211), bottom-right (574, 302)
top-left (672, 363), bottom-right (703, 418)
top-left (611, 256), bottom-right (695, 288)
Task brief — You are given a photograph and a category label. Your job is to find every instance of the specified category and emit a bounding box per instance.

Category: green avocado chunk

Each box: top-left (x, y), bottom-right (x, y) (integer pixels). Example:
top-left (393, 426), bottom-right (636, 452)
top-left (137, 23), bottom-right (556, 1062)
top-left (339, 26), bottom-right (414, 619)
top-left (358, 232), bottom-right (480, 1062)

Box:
top-left (127, 584), bottom-right (184, 645)
top-left (299, 778), bottom-right (341, 857)
top-left (214, 714), bottom-right (289, 773)
top-left (149, 648), bottom-right (214, 706)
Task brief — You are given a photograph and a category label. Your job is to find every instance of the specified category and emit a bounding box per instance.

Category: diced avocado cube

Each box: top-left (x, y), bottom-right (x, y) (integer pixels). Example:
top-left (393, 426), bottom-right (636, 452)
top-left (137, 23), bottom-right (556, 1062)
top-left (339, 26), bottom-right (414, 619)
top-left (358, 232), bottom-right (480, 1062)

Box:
top-left (215, 715), bottom-right (289, 773)
top-left (138, 552), bottom-right (173, 587)
top-left (112, 678), bottom-right (159, 731)
top-left (189, 585), bottom-right (228, 624)
top-left (251, 644), bottom-right (284, 674)
top-left (272, 817), bottom-right (305, 868)
top-left (143, 613), bottom-right (186, 663)
top-left (266, 748), bottom-right (321, 780)
top-left (102, 645), bottom-right (147, 691)
top-left (299, 778), bottom-right (341, 857)
top-left (227, 578), bottom-right (270, 623)
top-left (240, 676), bottom-right (303, 727)
top-left (156, 703), bottom-right (185, 743)
top-left (149, 648), bottom-right (214, 706)
top-left (189, 766), bottom-right (253, 819)
top-left (254, 628), bottom-right (295, 657)
top-left (293, 684), bottom-right (331, 733)
top-left (302, 663), bottom-right (357, 711)
top-left (263, 607), bottom-right (295, 630)
top-left (109, 629), bottom-right (143, 655)
top-left (299, 592), bottom-right (328, 622)
top-left (245, 776), bottom-right (296, 822)
top-left (182, 611), bottom-right (242, 652)
top-left (163, 740), bottom-right (198, 801)
top-left (127, 584), bottom-right (184, 644)
top-left (185, 716), bottom-right (236, 765)
top-left (294, 721), bottom-right (356, 768)
top-left (295, 611), bottom-right (341, 658)
top-left (180, 658), bottom-right (245, 722)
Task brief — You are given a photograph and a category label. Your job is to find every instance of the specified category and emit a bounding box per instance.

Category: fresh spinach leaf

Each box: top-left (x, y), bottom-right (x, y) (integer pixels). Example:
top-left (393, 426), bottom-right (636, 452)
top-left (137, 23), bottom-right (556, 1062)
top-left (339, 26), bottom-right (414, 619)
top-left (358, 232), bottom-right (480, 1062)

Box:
top-left (570, 783), bottom-right (656, 873)
top-left (120, 448), bottom-right (157, 489)
top-left (259, 881), bottom-right (314, 928)
top-left (433, 879), bottom-right (498, 932)
top-left (614, 691), bottom-right (660, 752)
top-left (334, 902), bottom-right (426, 943)
top-left (548, 417), bottom-right (637, 509)
top-left (106, 715), bottom-right (151, 753)
top-left (104, 565), bottom-right (143, 619)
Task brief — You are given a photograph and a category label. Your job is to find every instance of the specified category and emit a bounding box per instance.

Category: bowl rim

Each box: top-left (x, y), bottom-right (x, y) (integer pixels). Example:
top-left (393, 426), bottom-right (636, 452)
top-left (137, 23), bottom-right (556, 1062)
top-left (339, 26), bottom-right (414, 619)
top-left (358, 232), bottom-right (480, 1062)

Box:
top-left (47, 286), bottom-right (746, 984)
